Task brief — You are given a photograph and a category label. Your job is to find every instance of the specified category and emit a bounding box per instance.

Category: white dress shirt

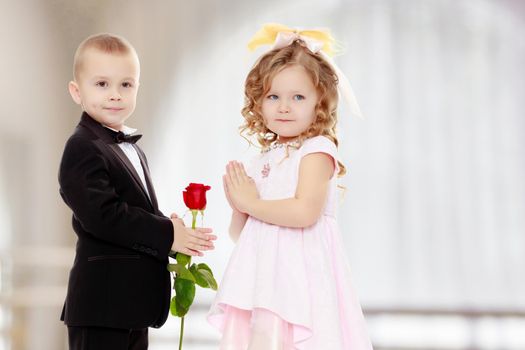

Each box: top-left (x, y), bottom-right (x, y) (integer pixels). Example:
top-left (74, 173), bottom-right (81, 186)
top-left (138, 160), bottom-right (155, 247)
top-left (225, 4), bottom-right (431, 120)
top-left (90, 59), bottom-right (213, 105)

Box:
top-left (104, 125), bottom-right (151, 200)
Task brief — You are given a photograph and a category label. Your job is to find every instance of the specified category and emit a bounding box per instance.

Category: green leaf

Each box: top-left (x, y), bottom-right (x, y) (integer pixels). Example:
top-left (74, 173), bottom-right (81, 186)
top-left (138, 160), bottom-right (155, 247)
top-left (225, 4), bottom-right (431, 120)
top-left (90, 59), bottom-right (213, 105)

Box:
top-left (167, 264), bottom-right (195, 282)
top-left (175, 278), bottom-right (196, 309)
top-left (170, 296), bottom-right (177, 316)
top-left (197, 263), bottom-right (213, 274)
top-left (177, 301), bottom-right (189, 317)
top-left (198, 268), bottom-right (218, 291)
top-left (176, 253), bottom-right (191, 266)
top-left (189, 263), bottom-right (209, 288)
top-left (192, 263), bottom-right (217, 290)
top-left (170, 296), bottom-right (188, 317)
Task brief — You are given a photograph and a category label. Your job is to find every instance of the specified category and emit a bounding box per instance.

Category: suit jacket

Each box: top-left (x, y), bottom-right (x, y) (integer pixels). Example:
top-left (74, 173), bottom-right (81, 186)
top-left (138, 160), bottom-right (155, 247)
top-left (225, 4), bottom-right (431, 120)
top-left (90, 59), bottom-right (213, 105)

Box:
top-left (58, 112), bottom-right (174, 329)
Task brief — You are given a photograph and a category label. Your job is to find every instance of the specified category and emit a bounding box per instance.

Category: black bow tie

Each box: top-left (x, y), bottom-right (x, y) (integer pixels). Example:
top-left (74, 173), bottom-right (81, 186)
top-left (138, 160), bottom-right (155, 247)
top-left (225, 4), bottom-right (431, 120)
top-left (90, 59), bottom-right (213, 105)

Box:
top-left (114, 131), bottom-right (142, 144)
top-left (101, 124), bottom-right (142, 144)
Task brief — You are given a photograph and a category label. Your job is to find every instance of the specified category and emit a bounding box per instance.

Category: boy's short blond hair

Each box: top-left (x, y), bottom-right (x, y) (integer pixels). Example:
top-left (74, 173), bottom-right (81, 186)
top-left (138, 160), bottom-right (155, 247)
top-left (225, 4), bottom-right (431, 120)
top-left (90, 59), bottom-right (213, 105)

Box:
top-left (73, 33), bottom-right (137, 81)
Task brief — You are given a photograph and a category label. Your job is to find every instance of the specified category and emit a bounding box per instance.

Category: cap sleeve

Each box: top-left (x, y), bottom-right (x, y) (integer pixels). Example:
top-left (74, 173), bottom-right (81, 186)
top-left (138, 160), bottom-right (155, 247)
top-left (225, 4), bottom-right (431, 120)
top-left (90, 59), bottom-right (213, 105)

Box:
top-left (300, 136), bottom-right (340, 176)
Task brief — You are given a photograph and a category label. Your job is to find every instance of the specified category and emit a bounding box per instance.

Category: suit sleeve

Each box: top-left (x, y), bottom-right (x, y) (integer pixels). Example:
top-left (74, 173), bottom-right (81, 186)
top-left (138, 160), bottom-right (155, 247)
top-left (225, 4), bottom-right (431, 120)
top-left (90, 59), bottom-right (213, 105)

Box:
top-left (58, 135), bottom-right (174, 260)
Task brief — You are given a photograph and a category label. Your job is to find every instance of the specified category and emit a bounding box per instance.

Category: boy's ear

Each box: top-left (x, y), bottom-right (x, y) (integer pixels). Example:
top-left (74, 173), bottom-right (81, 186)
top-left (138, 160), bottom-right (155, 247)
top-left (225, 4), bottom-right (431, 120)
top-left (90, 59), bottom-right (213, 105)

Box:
top-left (68, 81), bottom-right (82, 105)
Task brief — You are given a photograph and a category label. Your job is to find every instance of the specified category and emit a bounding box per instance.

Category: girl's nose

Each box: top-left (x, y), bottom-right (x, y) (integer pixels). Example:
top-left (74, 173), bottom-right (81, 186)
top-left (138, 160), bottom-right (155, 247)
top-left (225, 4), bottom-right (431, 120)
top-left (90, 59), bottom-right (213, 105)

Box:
top-left (278, 101), bottom-right (290, 113)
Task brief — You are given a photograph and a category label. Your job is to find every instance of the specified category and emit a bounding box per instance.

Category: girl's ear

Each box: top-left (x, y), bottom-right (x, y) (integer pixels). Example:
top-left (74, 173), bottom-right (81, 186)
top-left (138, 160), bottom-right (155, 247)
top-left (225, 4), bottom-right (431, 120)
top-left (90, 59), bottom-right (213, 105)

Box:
top-left (68, 81), bottom-right (82, 105)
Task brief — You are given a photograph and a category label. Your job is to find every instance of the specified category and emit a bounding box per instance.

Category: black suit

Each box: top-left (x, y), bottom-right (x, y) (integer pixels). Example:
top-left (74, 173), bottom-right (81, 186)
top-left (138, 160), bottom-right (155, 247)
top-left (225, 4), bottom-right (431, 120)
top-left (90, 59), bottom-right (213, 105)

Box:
top-left (59, 112), bottom-right (174, 332)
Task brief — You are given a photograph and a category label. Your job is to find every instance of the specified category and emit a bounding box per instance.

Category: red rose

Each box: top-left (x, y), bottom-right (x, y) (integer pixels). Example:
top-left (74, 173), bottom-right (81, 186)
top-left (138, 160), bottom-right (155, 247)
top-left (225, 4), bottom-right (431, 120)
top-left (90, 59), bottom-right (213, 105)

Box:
top-left (182, 183), bottom-right (211, 210)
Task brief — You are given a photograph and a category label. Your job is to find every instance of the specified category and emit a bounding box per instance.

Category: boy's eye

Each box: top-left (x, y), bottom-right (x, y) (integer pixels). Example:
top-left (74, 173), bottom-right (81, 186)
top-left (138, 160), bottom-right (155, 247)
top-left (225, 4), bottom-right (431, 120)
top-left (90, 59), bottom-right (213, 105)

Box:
top-left (96, 81), bottom-right (108, 88)
top-left (293, 95), bottom-right (305, 101)
top-left (122, 82), bottom-right (133, 88)
top-left (267, 95), bottom-right (278, 100)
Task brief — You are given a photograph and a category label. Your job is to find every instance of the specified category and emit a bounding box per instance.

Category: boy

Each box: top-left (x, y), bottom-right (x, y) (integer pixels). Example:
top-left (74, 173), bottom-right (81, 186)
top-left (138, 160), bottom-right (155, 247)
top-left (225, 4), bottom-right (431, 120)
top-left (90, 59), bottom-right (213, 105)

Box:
top-left (59, 33), bottom-right (216, 350)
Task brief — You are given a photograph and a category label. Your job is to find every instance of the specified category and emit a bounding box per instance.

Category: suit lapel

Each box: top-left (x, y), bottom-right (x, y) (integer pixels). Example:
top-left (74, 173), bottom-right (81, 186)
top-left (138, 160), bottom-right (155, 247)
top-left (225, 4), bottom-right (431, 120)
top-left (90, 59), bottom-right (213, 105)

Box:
top-left (79, 113), bottom-right (154, 209)
top-left (134, 145), bottom-right (160, 212)
top-left (108, 143), bottom-right (154, 207)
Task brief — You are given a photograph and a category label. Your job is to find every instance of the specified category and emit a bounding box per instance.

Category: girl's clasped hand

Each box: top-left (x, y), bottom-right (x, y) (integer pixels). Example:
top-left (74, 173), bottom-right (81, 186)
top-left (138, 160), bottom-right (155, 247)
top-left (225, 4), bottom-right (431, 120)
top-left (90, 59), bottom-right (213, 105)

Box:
top-left (223, 161), bottom-right (258, 214)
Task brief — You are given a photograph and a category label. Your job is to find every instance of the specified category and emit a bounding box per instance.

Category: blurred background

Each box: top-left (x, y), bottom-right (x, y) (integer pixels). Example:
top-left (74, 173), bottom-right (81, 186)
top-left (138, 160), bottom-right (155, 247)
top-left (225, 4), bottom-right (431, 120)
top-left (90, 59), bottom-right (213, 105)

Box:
top-left (1, 0), bottom-right (524, 349)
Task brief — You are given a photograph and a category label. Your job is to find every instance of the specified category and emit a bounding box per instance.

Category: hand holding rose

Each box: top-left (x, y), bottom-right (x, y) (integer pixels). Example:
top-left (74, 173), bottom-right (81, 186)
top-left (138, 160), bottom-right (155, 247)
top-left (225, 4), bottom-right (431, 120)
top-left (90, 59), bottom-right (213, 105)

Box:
top-left (170, 216), bottom-right (215, 257)
top-left (169, 185), bottom-right (216, 256)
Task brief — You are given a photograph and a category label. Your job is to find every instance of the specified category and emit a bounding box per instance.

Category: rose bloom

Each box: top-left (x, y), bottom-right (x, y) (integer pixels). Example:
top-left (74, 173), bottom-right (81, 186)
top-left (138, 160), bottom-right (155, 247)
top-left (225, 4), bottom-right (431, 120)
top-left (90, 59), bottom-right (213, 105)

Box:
top-left (183, 183), bottom-right (211, 210)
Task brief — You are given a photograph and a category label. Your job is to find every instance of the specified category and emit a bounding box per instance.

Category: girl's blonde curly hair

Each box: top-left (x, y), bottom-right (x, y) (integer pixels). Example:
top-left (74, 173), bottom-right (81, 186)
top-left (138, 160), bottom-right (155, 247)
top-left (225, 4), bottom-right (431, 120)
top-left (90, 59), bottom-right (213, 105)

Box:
top-left (240, 40), bottom-right (346, 177)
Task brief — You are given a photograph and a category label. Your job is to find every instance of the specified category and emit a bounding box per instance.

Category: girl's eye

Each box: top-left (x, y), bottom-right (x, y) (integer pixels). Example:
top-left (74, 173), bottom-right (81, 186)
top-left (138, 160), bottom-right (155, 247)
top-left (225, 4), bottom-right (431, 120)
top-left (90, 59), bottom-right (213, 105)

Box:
top-left (293, 95), bottom-right (305, 101)
top-left (96, 81), bottom-right (108, 88)
top-left (267, 95), bottom-right (278, 100)
top-left (122, 82), bottom-right (133, 88)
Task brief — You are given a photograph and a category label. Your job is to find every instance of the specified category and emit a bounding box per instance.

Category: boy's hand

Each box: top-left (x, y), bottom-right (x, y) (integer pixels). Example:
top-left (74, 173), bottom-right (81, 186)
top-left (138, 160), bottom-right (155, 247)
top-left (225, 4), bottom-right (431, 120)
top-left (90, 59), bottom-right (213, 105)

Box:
top-left (170, 218), bottom-right (216, 256)
top-left (223, 161), bottom-right (259, 214)
top-left (170, 212), bottom-right (185, 226)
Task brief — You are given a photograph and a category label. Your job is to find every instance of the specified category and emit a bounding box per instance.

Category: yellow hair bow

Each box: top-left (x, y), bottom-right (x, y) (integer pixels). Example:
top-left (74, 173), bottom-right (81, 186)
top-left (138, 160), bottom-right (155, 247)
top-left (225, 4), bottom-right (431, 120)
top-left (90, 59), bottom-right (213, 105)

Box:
top-left (247, 23), bottom-right (336, 56)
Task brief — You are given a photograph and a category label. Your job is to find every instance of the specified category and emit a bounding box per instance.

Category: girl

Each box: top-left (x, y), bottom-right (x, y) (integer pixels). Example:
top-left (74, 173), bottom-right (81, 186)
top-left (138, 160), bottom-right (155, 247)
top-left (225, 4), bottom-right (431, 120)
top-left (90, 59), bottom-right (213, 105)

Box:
top-left (208, 24), bottom-right (373, 350)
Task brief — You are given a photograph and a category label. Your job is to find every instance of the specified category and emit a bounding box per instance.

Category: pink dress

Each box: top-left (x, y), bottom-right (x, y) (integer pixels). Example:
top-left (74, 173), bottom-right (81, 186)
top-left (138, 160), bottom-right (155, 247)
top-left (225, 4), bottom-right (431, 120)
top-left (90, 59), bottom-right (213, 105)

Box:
top-left (208, 136), bottom-right (373, 350)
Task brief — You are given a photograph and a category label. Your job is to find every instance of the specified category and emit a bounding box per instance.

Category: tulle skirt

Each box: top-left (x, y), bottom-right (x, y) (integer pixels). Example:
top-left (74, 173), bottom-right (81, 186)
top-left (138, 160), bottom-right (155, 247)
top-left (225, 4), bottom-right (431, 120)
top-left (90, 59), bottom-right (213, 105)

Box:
top-left (208, 217), bottom-right (374, 349)
top-left (219, 306), bottom-right (294, 350)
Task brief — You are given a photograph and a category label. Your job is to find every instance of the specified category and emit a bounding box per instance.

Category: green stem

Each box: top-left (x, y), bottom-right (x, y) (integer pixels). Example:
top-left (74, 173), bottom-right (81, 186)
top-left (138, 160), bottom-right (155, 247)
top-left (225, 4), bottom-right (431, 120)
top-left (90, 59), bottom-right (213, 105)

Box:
top-left (188, 210), bottom-right (198, 266)
top-left (178, 316), bottom-right (185, 350)
top-left (178, 210), bottom-right (198, 350)
top-left (191, 209), bottom-right (197, 229)
top-left (189, 209), bottom-right (198, 266)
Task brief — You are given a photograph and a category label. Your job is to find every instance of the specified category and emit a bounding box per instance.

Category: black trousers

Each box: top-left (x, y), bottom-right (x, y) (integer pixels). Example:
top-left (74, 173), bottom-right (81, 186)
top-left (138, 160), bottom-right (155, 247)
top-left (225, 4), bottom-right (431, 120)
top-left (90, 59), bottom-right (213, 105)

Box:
top-left (67, 326), bottom-right (148, 350)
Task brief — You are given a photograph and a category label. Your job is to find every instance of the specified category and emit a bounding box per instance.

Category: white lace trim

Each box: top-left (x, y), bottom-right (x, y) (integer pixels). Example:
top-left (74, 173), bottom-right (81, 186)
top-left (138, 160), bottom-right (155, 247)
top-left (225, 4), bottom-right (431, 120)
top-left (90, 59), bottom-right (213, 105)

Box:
top-left (261, 140), bottom-right (301, 153)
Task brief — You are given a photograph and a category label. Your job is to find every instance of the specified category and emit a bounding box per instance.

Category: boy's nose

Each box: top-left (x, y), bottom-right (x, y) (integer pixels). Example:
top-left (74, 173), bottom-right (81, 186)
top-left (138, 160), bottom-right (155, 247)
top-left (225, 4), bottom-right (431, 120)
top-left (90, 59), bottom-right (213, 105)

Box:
top-left (109, 89), bottom-right (122, 101)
